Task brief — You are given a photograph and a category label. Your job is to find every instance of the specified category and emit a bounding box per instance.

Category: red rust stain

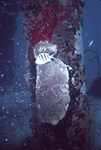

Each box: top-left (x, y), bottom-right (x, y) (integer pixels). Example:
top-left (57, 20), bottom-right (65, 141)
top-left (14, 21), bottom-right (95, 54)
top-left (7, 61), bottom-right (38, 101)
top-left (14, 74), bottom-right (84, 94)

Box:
top-left (29, 50), bottom-right (35, 58)
top-left (24, 0), bottom-right (72, 47)
top-left (75, 109), bottom-right (85, 118)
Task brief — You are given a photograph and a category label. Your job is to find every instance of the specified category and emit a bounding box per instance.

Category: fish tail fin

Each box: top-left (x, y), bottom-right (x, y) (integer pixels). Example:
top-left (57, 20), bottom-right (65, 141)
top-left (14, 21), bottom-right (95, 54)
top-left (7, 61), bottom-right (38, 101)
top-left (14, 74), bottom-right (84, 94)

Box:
top-left (49, 52), bottom-right (57, 59)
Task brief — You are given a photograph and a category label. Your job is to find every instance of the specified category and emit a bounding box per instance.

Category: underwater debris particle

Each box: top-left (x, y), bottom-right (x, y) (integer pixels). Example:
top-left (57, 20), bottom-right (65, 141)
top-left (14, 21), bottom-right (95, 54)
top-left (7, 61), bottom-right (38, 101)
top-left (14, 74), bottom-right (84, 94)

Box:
top-left (5, 139), bottom-right (8, 142)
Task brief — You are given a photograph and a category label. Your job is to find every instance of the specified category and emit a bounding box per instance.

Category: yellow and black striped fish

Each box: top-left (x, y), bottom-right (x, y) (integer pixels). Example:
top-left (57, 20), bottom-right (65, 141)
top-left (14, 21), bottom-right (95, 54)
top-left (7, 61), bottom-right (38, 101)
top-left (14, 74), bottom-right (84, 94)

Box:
top-left (35, 52), bottom-right (56, 65)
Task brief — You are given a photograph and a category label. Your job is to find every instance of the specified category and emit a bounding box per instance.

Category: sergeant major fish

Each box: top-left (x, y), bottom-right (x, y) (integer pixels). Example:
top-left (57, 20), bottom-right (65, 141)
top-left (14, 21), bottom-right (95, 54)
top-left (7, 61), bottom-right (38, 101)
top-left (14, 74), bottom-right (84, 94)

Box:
top-left (35, 52), bottom-right (56, 65)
